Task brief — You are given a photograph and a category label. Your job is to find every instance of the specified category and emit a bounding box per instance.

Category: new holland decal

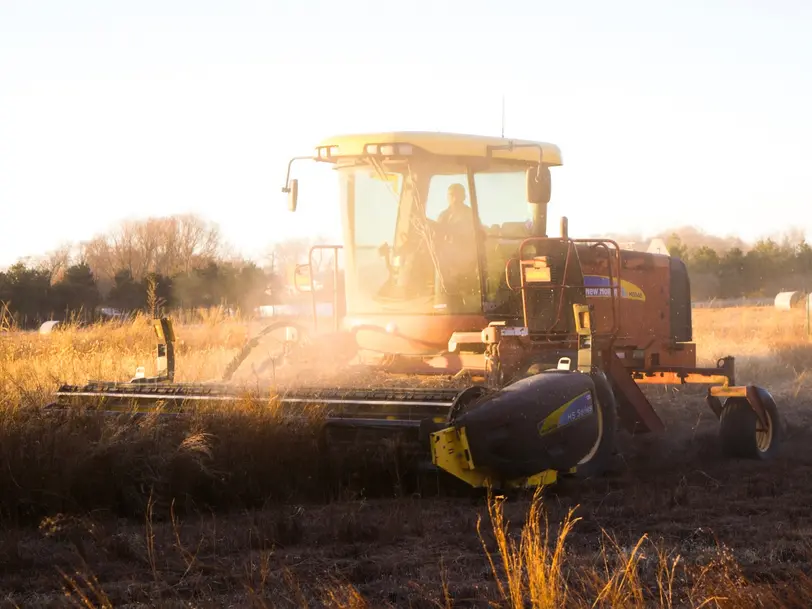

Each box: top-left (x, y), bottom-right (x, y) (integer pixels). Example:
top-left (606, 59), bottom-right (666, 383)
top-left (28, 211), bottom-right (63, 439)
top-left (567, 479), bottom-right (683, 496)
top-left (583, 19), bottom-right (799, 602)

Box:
top-left (538, 391), bottom-right (595, 437)
top-left (583, 275), bottom-right (646, 301)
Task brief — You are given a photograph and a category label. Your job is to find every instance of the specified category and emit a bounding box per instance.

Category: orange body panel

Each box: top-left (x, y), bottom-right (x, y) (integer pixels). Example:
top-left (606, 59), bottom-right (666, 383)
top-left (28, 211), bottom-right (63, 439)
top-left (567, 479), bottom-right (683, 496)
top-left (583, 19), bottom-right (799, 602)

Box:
top-left (336, 245), bottom-right (695, 370)
top-left (578, 246), bottom-right (671, 345)
top-left (576, 245), bottom-right (696, 369)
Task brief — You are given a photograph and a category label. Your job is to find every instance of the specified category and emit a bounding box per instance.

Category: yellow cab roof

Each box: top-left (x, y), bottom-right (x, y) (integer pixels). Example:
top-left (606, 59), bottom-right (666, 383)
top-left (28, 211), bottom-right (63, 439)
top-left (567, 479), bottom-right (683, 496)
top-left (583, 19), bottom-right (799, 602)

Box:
top-left (315, 131), bottom-right (563, 166)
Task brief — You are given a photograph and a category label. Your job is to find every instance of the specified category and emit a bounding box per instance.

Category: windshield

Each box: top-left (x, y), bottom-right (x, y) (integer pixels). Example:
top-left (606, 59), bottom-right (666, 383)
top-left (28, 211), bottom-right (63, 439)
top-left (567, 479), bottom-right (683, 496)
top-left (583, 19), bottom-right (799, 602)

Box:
top-left (474, 169), bottom-right (535, 316)
top-left (336, 156), bottom-right (535, 318)
top-left (339, 157), bottom-right (481, 315)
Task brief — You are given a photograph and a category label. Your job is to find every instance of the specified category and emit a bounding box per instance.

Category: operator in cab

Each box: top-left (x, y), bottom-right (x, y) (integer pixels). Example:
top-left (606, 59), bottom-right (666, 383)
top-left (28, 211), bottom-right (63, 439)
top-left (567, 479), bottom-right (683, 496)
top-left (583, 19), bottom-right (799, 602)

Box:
top-left (436, 183), bottom-right (474, 238)
top-left (433, 183), bottom-right (480, 307)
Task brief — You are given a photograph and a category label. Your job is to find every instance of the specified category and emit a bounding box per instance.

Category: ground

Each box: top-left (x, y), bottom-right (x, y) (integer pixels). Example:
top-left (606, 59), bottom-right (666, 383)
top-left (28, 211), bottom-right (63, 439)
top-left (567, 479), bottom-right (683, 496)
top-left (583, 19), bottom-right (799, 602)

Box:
top-left (1, 306), bottom-right (811, 608)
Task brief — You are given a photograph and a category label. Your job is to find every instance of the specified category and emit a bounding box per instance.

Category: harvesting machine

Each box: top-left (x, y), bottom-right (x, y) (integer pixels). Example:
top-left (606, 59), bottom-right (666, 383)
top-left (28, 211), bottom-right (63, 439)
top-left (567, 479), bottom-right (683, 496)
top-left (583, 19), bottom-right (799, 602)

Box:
top-left (51, 131), bottom-right (782, 489)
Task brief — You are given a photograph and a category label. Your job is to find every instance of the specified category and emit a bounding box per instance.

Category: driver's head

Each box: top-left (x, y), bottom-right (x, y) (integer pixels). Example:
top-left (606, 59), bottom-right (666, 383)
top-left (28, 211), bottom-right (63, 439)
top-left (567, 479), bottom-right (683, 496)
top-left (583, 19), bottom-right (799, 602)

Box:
top-left (447, 183), bottom-right (466, 208)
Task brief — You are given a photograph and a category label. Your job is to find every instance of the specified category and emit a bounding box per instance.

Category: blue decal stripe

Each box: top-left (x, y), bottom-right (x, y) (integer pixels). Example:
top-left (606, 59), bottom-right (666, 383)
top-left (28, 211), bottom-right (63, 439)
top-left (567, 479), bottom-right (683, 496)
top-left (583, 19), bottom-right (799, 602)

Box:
top-left (583, 275), bottom-right (645, 300)
top-left (557, 391), bottom-right (595, 427)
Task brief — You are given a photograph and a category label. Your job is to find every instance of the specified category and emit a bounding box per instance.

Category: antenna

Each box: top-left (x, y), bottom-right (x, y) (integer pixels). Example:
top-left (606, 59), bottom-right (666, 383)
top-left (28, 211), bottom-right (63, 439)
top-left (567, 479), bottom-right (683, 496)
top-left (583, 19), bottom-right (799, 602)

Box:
top-left (501, 94), bottom-right (505, 138)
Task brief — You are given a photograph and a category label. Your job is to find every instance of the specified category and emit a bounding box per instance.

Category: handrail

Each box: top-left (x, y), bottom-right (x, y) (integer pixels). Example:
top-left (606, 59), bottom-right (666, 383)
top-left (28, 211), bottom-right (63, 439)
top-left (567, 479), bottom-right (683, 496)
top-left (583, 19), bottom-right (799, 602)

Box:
top-left (504, 237), bottom-right (624, 342)
top-left (307, 244), bottom-right (344, 333)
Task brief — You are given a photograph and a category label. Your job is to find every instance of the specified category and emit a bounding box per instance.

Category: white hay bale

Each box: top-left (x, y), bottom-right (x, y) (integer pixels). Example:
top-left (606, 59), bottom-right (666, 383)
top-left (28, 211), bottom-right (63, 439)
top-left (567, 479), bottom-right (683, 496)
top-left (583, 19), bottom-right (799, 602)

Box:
top-left (774, 291), bottom-right (804, 310)
top-left (38, 320), bottom-right (61, 335)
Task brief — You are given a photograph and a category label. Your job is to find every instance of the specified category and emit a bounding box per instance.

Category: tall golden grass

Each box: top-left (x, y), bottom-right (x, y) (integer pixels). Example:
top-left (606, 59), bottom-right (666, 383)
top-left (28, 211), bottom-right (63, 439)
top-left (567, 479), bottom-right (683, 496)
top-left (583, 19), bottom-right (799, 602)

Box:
top-left (0, 305), bottom-right (810, 607)
top-left (1, 305), bottom-right (808, 403)
top-left (473, 486), bottom-right (812, 609)
top-left (0, 311), bottom-right (247, 408)
top-left (693, 306), bottom-right (812, 394)
top-left (0, 306), bottom-right (809, 520)
top-left (55, 485), bottom-right (812, 608)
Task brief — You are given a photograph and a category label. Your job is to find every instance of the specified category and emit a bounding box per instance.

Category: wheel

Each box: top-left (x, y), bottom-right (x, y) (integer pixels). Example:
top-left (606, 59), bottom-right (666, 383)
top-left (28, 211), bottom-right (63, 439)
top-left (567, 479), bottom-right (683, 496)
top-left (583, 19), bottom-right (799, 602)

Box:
top-left (448, 385), bottom-right (493, 422)
top-left (570, 369), bottom-right (618, 479)
top-left (719, 394), bottom-right (782, 459)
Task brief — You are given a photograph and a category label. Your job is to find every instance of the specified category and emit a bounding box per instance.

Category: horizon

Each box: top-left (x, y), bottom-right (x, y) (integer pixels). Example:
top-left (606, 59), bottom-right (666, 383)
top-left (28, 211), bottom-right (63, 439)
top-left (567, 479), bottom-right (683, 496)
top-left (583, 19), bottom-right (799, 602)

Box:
top-left (2, 1), bottom-right (811, 267)
top-left (0, 214), bottom-right (804, 275)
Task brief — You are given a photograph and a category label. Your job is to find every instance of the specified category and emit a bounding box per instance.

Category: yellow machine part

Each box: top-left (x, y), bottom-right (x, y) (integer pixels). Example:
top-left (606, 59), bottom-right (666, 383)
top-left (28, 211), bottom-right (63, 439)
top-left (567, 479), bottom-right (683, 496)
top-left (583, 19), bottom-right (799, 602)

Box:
top-left (429, 426), bottom-right (559, 489)
top-left (153, 317), bottom-right (175, 342)
top-left (314, 131), bottom-right (563, 166)
top-left (428, 302), bottom-right (593, 489)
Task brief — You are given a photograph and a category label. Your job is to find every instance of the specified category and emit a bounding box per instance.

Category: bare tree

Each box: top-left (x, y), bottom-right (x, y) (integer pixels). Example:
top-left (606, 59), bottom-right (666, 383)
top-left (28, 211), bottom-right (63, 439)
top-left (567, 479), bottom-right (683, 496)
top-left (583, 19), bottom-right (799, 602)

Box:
top-left (265, 237), bottom-right (313, 276)
top-left (40, 243), bottom-right (74, 284)
top-left (173, 214), bottom-right (222, 273)
top-left (79, 236), bottom-right (115, 282)
top-left (264, 233), bottom-right (337, 273)
top-left (80, 214), bottom-right (224, 282)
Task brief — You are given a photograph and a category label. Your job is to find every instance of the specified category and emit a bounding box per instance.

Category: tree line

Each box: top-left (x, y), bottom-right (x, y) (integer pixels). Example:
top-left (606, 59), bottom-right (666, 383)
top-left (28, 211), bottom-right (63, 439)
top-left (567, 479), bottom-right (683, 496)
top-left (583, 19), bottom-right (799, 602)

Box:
top-left (0, 214), bottom-right (330, 329)
top-left (665, 232), bottom-right (812, 301)
top-left (2, 216), bottom-right (810, 329)
top-left (0, 258), bottom-right (276, 329)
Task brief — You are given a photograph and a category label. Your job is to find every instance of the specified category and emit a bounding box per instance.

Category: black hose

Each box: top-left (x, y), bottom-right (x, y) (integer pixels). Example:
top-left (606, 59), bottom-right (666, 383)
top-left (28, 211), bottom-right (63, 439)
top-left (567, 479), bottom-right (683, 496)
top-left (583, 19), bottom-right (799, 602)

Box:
top-left (220, 320), bottom-right (308, 382)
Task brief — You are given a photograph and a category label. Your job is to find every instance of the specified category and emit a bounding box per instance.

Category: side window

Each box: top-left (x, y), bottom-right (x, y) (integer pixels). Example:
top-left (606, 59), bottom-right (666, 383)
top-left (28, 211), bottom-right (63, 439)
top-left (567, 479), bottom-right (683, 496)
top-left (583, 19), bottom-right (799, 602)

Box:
top-left (473, 170), bottom-right (529, 314)
top-left (353, 170), bottom-right (403, 247)
top-left (473, 171), bottom-right (529, 229)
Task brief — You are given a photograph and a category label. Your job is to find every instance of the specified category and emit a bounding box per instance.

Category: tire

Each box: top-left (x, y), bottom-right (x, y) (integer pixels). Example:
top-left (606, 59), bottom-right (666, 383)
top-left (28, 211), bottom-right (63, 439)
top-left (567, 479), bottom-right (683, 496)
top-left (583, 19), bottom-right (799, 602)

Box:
top-left (448, 385), bottom-right (493, 422)
top-left (570, 369), bottom-right (618, 479)
top-left (419, 385), bottom-right (494, 449)
top-left (719, 394), bottom-right (782, 460)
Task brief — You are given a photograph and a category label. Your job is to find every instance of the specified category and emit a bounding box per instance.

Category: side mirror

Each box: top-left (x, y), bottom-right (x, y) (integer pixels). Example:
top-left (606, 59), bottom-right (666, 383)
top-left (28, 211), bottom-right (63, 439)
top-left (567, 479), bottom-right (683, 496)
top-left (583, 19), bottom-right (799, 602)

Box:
top-left (285, 179), bottom-right (299, 212)
top-left (291, 262), bottom-right (313, 292)
top-left (526, 165), bottom-right (551, 204)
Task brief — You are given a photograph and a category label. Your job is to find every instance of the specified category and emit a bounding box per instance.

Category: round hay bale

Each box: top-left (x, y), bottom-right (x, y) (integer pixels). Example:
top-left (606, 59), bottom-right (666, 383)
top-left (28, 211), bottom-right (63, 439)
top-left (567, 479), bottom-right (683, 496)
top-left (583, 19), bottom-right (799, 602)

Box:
top-left (774, 291), bottom-right (804, 310)
top-left (38, 320), bottom-right (61, 335)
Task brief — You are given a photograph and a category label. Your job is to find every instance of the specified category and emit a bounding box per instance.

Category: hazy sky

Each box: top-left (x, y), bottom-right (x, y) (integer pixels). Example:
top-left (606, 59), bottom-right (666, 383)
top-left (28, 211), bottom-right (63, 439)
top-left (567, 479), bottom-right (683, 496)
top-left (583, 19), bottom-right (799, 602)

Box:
top-left (2, 0), bottom-right (811, 267)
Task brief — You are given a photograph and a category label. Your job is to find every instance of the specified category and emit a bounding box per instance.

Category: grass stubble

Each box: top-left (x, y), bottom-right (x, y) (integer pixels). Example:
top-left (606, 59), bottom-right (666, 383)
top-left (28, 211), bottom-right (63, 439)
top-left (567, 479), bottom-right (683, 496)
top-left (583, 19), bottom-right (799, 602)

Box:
top-left (0, 307), bottom-right (811, 607)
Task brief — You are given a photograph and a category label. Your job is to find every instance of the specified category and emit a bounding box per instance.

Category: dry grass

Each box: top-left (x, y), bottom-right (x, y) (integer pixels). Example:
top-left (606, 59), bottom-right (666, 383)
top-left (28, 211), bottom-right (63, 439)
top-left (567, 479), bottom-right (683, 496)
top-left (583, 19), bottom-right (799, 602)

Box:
top-left (0, 306), bottom-right (811, 606)
top-left (478, 486), bottom-right (812, 609)
top-left (693, 306), bottom-right (812, 394)
top-left (13, 484), bottom-right (812, 608)
top-left (0, 313), bottom-right (247, 408)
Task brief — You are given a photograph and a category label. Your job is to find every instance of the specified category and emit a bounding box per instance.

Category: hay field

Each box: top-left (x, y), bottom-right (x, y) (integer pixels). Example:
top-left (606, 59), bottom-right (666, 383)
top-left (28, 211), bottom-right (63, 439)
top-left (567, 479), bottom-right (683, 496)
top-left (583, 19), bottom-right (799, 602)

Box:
top-left (1, 306), bottom-right (812, 607)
